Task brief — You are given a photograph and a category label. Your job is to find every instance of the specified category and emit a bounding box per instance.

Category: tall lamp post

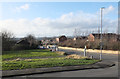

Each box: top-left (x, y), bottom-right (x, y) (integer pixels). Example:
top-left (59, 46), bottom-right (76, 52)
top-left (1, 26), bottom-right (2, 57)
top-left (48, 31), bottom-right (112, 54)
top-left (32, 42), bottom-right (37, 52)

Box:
top-left (100, 7), bottom-right (105, 60)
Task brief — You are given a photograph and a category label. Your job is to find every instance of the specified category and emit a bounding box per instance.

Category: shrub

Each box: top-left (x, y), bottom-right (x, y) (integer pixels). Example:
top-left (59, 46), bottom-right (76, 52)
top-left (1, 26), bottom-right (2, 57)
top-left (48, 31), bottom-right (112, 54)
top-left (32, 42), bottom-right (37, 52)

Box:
top-left (65, 54), bottom-right (88, 59)
top-left (12, 44), bottom-right (30, 50)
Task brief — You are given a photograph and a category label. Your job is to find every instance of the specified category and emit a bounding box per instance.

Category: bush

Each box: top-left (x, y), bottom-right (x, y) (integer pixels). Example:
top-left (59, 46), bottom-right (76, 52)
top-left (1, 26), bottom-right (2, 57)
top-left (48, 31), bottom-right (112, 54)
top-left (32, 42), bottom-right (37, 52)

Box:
top-left (12, 44), bottom-right (30, 50)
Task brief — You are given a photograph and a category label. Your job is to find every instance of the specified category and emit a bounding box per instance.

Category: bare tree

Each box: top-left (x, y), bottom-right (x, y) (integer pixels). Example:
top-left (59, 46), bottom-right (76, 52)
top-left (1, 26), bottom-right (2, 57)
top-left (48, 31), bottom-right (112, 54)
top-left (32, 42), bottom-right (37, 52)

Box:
top-left (1, 31), bottom-right (15, 51)
top-left (98, 26), bottom-right (100, 34)
top-left (85, 30), bottom-right (90, 36)
top-left (73, 28), bottom-right (77, 37)
top-left (103, 28), bottom-right (108, 34)
top-left (26, 34), bottom-right (37, 47)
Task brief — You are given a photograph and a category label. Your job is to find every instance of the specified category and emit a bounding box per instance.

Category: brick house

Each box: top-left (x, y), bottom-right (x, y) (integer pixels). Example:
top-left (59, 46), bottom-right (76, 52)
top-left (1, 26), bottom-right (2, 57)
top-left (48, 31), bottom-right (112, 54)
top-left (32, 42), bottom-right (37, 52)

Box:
top-left (56, 35), bottom-right (67, 43)
top-left (88, 33), bottom-right (118, 42)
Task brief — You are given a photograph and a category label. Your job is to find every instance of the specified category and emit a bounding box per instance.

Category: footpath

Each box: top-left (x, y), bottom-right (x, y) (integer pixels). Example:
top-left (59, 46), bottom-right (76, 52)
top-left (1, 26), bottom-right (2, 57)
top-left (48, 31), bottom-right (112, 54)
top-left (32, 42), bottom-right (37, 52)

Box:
top-left (58, 46), bottom-right (118, 54)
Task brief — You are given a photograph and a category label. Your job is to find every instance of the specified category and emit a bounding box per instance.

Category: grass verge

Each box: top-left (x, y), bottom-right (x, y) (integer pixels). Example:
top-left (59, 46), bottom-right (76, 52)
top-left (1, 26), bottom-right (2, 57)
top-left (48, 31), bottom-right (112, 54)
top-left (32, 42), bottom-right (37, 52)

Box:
top-left (2, 49), bottom-right (61, 60)
top-left (2, 57), bottom-right (99, 70)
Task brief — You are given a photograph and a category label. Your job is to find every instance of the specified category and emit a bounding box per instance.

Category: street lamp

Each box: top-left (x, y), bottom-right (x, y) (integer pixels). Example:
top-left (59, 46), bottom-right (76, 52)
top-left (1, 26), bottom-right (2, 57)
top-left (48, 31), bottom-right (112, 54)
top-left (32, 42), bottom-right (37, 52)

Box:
top-left (100, 7), bottom-right (105, 60)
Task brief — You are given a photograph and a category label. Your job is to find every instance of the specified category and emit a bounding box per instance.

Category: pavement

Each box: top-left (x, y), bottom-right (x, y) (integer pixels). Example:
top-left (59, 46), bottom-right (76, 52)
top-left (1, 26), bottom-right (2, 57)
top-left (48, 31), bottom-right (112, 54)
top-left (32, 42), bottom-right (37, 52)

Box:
top-left (59, 46), bottom-right (118, 54)
top-left (2, 48), bottom-right (118, 78)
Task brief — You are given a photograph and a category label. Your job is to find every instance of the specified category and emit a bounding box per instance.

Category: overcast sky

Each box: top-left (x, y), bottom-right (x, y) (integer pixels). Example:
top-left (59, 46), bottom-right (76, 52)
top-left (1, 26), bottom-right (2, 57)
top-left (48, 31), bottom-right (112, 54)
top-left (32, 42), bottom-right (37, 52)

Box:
top-left (0, 2), bottom-right (118, 37)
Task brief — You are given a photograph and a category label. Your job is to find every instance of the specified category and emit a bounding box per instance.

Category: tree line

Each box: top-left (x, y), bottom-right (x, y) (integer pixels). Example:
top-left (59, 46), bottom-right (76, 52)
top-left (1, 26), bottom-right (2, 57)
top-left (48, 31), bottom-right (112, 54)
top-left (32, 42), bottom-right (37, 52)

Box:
top-left (1, 31), bottom-right (41, 51)
top-left (59, 39), bottom-right (120, 50)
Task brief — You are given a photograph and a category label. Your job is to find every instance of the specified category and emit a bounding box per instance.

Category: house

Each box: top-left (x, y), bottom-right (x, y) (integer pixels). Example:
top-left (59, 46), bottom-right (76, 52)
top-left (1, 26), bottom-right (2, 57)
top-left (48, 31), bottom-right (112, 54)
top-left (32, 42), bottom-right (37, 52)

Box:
top-left (40, 37), bottom-right (58, 45)
top-left (16, 38), bottom-right (30, 45)
top-left (14, 38), bottom-right (31, 50)
top-left (56, 35), bottom-right (67, 43)
top-left (88, 34), bottom-right (95, 41)
top-left (16, 37), bottom-right (38, 48)
top-left (73, 36), bottom-right (88, 41)
top-left (88, 33), bottom-right (118, 42)
top-left (56, 38), bottom-right (59, 42)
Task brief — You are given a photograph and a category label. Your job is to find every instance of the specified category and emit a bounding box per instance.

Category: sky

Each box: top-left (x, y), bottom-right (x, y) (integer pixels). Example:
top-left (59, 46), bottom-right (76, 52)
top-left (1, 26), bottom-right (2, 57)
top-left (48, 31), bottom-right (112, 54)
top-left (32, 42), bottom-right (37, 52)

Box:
top-left (0, 2), bottom-right (118, 37)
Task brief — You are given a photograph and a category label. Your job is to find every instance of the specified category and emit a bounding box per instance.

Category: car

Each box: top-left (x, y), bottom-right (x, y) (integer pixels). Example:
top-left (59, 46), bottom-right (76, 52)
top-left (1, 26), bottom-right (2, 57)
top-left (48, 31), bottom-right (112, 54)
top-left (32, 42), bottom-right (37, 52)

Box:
top-left (38, 46), bottom-right (45, 49)
top-left (49, 45), bottom-right (58, 51)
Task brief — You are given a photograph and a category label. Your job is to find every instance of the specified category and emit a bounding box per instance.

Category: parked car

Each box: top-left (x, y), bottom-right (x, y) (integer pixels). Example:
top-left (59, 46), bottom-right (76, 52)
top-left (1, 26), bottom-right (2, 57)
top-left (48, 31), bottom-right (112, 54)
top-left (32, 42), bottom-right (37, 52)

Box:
top-left (38, 45), bottom-right (45, 49)
top-left (49, 45), bottom-right (58, 51)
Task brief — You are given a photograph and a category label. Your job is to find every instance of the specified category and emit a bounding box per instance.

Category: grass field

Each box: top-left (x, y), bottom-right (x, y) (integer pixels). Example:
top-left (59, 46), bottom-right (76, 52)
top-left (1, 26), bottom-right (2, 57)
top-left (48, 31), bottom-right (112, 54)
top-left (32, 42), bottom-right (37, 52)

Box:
top-left (2, 49), bottom-right (61, 60)
top-left (2, 49), bottom-right (99, 71)
top-left (2, 57), bottom-right (99, 70)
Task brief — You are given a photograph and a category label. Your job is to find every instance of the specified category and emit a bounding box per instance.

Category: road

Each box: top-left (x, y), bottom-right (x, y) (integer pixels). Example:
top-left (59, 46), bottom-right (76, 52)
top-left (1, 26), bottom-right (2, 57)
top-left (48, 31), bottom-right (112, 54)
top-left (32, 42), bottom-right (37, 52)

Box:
top-left (3, 49), bottom-right (118, 78)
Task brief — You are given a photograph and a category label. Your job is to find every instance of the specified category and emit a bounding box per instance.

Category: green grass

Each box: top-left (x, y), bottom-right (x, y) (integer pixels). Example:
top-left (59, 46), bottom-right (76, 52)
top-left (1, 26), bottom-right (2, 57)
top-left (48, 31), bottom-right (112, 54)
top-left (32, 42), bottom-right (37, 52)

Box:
top-left (2, 57), bottom-right (99, 70)
top-left (2, 49), bottom-right (99, 71)
top-left (2, 49), bottom-right (61, 60)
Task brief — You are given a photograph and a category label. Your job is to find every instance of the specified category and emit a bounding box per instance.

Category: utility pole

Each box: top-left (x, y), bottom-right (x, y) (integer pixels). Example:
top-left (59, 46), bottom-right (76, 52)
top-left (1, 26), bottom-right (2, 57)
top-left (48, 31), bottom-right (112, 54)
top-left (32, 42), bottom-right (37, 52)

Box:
top-left (100, 7), bottom-right (105, 60)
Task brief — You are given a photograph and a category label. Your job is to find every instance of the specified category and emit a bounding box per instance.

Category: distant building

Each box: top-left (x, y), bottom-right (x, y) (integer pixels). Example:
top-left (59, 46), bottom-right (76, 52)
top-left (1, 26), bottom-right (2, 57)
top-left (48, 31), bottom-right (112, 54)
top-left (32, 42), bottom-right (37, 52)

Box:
top-left (88, 33), bottom-right (118, 42)
top-left (73, 36), bottom-right (88, 41)
top-left (88, 34), bottom-right (95, 41)
top-left (40, 37), bottom-right (58, 45)
top-left (56, 38), bottom-right (59, 42)
top-left (16, 38), bottom-right (30, 45)
top-left (56, 35), bottom-right (67, 43)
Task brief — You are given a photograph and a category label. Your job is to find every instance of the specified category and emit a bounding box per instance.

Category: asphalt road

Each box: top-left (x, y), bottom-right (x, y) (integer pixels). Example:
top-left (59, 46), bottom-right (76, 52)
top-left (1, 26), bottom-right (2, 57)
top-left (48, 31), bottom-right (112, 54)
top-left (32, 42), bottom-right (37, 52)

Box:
top-left (3, 49), bottom-right (118, 78)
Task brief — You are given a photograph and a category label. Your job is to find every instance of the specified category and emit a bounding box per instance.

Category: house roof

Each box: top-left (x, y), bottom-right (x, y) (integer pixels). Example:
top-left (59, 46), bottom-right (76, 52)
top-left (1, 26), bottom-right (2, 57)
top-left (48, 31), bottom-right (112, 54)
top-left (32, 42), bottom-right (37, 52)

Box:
top-left (16, 38), bottom-right (30, 44)
top-left (91, 33), bottom-right (117, 36)
top-left (74, 36), bottom-right (88, 39)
